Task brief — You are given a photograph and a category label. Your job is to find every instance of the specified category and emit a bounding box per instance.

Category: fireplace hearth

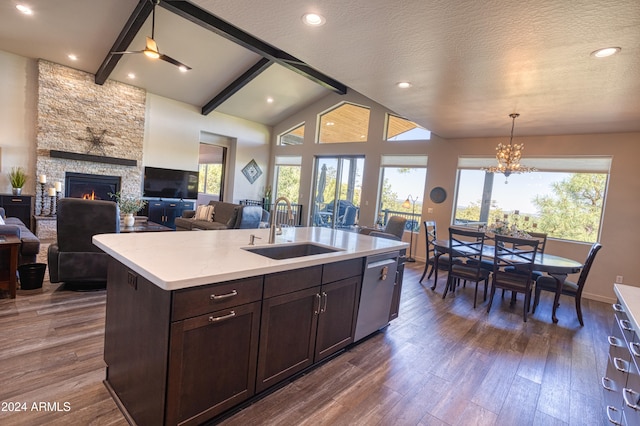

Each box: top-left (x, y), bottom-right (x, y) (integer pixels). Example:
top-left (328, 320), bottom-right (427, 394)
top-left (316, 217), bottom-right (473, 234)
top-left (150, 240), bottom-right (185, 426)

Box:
top-left (65, 172), bottom-right (121, 201)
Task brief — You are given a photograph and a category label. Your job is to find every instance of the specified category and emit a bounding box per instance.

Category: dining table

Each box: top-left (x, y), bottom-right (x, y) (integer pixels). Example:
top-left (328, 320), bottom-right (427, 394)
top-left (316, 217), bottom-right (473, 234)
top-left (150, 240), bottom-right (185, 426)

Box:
top-left (433, 238), bottom-right (583, 323)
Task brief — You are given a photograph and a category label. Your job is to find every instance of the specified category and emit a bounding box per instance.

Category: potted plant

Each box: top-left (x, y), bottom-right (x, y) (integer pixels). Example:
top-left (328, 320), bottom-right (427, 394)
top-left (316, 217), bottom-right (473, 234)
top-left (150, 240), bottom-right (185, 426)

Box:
top-left (8, 167), bottom-right (27, 195)
top-left (111, 191), bottom-right (147, 227)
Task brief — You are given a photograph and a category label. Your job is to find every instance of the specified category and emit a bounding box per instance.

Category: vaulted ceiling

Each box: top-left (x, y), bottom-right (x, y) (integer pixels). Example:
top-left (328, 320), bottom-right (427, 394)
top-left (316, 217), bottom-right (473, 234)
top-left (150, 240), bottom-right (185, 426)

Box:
top-left (1, 0), bottom-right (639, 139)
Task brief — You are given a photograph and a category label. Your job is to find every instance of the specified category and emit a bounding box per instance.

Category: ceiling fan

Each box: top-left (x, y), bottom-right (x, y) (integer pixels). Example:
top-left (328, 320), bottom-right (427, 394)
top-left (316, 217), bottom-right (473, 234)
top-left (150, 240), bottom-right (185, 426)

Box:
top-left (111, 0), bottom-right (192, 71)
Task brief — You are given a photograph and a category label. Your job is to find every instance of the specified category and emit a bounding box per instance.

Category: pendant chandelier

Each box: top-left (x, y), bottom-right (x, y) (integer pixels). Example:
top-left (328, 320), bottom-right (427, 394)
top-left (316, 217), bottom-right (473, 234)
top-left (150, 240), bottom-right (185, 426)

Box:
top-left (484, 113), bottom-right (535, 183)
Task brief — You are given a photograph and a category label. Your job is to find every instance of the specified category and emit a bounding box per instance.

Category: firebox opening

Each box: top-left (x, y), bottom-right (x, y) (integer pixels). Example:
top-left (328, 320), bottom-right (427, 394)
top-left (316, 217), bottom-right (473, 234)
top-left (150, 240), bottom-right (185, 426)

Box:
top-left (65, 173), bottom-right (121, 201)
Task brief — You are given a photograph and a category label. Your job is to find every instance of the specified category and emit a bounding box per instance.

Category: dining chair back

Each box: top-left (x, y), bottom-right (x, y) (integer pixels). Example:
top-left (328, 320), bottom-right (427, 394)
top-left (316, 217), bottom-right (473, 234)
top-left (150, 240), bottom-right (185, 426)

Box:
top-left (532, 242), bottom-right (602, 326)
top-left (419, 221), bottom-right (451, 290)
top-left (487, 234), bottom-right (539, 322)
top-left (443, 227), bottom-right (490, 308)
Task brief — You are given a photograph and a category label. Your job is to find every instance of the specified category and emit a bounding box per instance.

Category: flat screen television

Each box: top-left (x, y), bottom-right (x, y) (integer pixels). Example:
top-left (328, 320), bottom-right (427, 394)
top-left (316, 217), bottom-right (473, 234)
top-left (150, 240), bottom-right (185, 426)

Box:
top-left (143, 166), bottom-right (199, 199)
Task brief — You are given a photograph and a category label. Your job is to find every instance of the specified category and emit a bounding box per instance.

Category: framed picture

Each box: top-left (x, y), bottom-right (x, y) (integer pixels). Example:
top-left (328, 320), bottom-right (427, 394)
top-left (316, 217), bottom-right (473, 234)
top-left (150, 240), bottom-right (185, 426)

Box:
top-left (242, 159), bottom-right (262, 184)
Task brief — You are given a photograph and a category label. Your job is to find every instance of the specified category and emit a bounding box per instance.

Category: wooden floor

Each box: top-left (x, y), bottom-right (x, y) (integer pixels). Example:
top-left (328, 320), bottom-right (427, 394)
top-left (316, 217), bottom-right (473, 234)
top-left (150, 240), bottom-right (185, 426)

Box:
top-left (0, 262), bottom-right (613, 425)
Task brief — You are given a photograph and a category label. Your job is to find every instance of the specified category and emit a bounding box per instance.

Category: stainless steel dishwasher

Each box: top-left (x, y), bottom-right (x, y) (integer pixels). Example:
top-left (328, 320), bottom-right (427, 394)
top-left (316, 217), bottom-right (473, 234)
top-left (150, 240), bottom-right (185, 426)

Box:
top-left (354, 251), bottom-right (399, 342)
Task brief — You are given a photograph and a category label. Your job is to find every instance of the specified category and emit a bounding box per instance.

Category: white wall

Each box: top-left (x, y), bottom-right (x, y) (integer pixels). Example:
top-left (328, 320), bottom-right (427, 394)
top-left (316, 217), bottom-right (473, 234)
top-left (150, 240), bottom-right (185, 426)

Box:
top-left (144, 93), bottom-right (271, 203)
top-left (0, 51), bottom-right (37, 194)
top-left (0, 50), bottom-right (272, 205)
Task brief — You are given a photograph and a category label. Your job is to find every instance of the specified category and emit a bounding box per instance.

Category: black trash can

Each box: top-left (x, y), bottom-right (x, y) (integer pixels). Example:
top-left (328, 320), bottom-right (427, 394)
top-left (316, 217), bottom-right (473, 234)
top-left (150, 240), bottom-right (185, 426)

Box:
top-left (18, 263), bottom-right (47, 290)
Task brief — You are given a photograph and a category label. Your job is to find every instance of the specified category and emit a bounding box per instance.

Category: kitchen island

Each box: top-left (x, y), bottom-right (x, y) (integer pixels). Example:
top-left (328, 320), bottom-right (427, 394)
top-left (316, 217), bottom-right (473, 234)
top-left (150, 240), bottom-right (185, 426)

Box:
top-left (93, 227), bottom-right (407, 426)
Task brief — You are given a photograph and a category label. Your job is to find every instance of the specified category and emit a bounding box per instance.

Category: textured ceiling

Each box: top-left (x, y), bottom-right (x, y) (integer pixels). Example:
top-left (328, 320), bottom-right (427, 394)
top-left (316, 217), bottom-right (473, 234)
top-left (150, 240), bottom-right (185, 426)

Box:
top-left (1, 0), bottom-right (639, 138)
top-left (193, 0), bottom-right (640, 138)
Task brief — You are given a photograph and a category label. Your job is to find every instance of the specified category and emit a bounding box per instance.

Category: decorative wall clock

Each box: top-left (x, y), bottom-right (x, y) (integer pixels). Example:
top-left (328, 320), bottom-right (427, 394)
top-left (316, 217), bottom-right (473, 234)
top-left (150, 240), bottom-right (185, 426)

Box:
top-left (242, 159), bottom-right (262, 184)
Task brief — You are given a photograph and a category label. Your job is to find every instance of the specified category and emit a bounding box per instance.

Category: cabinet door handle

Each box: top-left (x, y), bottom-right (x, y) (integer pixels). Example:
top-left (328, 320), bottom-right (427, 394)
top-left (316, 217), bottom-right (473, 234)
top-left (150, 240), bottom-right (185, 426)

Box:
top-left (606, 405), bottom-right (622, 425)
top-left (320, 292), bottom-right (328, 313)
top-left (209, 311), bottom-right (236, 323)
top-left (210, 290), bottom-right (238, 300)
top-left (624, 388), bottom-right (640, 411)
top-left (613, 357), bottom-right (629, 373)
top-left (11, 198), bottom-right (22, 202)
top-left (631, 342), bottom-right (640, 358)
top-left (314, 293), bottom-right (321, 315)
top-left (602, 376), bottom-right (615, 392)
top-left (608, 336), bottom-right (623, 348)
top-left (620, 319), bottom-right (634, 332)
top-left (613, 303), bottom-right (624, 313)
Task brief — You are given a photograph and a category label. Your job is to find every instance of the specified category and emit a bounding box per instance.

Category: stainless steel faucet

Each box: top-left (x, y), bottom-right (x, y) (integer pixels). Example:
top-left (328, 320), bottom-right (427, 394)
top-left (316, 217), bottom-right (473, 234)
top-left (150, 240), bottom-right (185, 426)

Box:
top-left (269, 196), bottom-right (294, 243)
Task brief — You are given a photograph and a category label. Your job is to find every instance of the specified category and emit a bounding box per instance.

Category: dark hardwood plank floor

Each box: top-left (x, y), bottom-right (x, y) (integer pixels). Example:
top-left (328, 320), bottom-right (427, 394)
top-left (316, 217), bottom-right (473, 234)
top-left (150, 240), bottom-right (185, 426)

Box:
top-left (0, 262), bottom-right (612, 425)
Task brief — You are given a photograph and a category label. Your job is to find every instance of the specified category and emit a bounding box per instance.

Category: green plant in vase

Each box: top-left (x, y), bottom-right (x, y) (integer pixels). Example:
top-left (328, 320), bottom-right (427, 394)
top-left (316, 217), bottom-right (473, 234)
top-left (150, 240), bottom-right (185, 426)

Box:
top-left (110, 191), bottom-right (147, 227)
top-left (8, 167), bottom-right (27, 195)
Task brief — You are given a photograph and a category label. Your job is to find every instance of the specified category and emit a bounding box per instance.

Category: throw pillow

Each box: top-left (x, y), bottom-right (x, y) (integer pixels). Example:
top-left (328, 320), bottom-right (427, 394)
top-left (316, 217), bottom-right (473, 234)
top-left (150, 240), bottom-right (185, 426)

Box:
top-left (208, 205), bottom-right (215, 222)
top-left (0, 215), bottom-right (4, 225)
top-left (194, 205), bottom-right (214, 221)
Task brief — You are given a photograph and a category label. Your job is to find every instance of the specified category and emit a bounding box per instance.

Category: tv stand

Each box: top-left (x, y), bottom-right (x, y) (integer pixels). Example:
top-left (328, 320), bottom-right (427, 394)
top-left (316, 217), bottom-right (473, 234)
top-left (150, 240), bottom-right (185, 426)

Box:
top-left (141, 199), bottom-right (194, 230)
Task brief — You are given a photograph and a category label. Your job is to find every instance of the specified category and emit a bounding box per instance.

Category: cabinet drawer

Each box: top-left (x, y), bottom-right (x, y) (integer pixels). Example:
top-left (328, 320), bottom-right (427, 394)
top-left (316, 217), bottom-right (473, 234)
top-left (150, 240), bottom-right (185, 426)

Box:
top-left (624, 365), bottom-right (640, 426)
top-left (322, 258), bottom-right (364, 284)
top-left (615, 303), bottom-right (636, 346)
top-left (264, 266), bottom-right (322, 298)
top-left (172, 276), bottom-right (263, 321)
top-left (1, 195), bottom-right (31, 205)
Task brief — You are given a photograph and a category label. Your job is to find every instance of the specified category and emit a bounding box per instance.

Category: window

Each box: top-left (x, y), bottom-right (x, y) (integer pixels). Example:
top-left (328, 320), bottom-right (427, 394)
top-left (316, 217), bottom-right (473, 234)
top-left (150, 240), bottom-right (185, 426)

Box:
top-left (198, 143), bottom-right (226, 200)
top-left (454, 157), bottom-right (611, 243)
top-left (378, 155), bottom-right (428, 231)
top-left (312, 156), bottom-right (365, 228)
top-left (278, 123), bottom-right (305, 145)
top-left (385, 114), bottom-right (431, 141)
top-left (273, 156), bottom-right (301, 204)
top-left (318, 102), bottom-right (370, 143)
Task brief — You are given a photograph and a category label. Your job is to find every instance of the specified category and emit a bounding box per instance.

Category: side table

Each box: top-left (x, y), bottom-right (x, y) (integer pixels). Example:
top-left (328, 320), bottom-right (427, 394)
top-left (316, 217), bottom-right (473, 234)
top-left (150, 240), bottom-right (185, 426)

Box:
top-left (0, 235), bottom-right (21, 298)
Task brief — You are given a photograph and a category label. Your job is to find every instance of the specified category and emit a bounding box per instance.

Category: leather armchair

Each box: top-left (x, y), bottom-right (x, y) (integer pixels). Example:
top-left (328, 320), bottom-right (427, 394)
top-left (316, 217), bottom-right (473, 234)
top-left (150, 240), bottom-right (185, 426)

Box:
top-left (236, 205), bottom-right (270, 229)
top-left (360, 216), bottom-right (407, 240)
top-left (48, 198), bottom-right (120, 287)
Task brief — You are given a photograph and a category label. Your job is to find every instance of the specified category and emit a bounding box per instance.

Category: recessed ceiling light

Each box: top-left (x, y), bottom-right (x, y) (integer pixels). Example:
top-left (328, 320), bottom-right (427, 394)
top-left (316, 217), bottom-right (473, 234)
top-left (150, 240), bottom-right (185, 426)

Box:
top-left (590, 47), bottom-right (621, 58)
top-left (266, 97), bottom-right (274, 103)
top-left (16, 4), bottom-right (33, 15)
top-left (302, 13), bottom-right (326, 26)
top-left (68, 54), bottom-right (78, 61)
top-left (127, 73), bottom-right (136, 79)
top-left (397, 82), bottom-right (412, 89)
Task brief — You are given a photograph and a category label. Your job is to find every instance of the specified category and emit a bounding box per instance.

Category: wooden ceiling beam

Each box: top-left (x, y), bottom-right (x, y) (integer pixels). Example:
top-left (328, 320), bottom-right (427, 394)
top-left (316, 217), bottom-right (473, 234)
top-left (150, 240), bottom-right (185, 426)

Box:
top-left (161, 0), bottom-right (347, 102)
top-left (95, 0), bottom-right (154, 85)
top-left (202, 58), bottom-right (273, 115)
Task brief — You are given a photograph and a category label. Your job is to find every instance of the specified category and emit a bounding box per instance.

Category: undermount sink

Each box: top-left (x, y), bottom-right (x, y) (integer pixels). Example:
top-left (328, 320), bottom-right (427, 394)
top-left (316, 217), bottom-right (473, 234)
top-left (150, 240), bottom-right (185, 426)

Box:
top-left (244, 243), bottom-right (341, 260)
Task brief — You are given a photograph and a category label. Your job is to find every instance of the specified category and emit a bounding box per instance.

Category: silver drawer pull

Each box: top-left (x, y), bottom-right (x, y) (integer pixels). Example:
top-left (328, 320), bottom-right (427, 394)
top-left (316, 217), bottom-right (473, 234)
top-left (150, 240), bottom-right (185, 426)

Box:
top-left (11, 198), bottom-right (22, 202)
top-left (602, 376), bottom-right (615, 392)
top-left (624, 388), bottom-right (640, 411)
top-left (606, 405), bottom-right (622, 425)
top-left (631, 342), bottom-right (640, 358)
top-left (210, 290), bottom-right (238, 300)
top-left (613, 303), bottom-right (624, 313)
top-left (208, 311), bottom-right (236, 323)
top-left (608, 336), bottom-right (623, 348)
top-left (620, 319), bottom-right (634, 332)
top-left (613, 357), bottom-right (629, 373)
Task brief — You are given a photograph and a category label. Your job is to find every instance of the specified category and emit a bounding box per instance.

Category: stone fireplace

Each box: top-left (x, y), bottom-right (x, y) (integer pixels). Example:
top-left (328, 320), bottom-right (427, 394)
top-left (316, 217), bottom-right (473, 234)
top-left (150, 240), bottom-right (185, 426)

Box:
top-left (33, 60), bottom-right (146, 240)
top-left (65, 172), bottom-right (121, 201)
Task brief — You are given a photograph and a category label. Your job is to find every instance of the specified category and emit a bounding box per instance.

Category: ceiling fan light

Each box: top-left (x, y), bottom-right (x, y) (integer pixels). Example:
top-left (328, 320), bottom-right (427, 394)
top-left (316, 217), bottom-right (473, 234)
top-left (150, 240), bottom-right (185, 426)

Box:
top-left (178, 65), bottom-right (189, 72)
top-left (144, 49), bottom-right (160, 59)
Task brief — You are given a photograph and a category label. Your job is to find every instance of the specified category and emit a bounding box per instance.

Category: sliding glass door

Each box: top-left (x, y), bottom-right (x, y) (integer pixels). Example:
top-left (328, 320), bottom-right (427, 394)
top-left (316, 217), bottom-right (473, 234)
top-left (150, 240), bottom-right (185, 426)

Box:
top-left (312, 156), bottom-right (364, 228)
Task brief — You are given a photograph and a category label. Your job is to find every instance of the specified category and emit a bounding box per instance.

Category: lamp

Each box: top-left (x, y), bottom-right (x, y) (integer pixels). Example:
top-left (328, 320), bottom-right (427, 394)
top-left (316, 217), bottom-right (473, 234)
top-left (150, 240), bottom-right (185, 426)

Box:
top-left (402, 195), bottom-right (417, 262)
top-left (483, 113), bottom-right (536, 183)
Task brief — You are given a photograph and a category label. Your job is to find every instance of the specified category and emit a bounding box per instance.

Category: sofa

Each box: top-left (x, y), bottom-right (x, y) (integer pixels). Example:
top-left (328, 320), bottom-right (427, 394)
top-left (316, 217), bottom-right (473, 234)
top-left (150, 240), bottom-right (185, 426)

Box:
top-left (174, 201), bottom-right (269, 231)
top-left (0, 207), bottom-right (40, 265)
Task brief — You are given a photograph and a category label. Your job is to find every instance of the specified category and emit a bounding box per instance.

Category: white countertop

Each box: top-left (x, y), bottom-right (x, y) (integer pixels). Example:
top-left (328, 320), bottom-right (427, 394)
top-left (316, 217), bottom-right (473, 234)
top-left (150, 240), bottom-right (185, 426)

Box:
top-left (615, 284), bottom-right (640, 334)
top-left (93, 227), bottom-right (408, 291)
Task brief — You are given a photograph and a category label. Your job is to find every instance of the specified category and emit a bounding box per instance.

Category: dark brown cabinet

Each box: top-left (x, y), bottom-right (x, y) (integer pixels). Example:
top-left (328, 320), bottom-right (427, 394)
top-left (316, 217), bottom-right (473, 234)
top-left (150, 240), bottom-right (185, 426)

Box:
top-left (1, 194), bottom-right (33, 230)
top-left (166, 301), bottom-right (262, 425)
top-left (104, 255), bottom-right (374, 425)
top-left (256, 260), bottom-right (362, 392)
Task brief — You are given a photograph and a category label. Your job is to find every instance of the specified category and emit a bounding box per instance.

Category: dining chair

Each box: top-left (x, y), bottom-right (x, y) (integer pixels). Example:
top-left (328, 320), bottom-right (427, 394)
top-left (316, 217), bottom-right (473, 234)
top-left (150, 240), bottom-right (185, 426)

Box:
top-left (532, 242), bottom-right (602, 326)
top-left (419, 221), bottom-right (451, 290)
top-left (443, 227), bottom-right (490, 308)
top-left (486, 234), bottom-right (539, 322)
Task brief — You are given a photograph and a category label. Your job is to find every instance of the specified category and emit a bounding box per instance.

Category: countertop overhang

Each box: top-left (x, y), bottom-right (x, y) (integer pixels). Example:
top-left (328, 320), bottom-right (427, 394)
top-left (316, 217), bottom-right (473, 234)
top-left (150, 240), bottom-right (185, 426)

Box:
top-left (93, 227), bottom-right (408, 291)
